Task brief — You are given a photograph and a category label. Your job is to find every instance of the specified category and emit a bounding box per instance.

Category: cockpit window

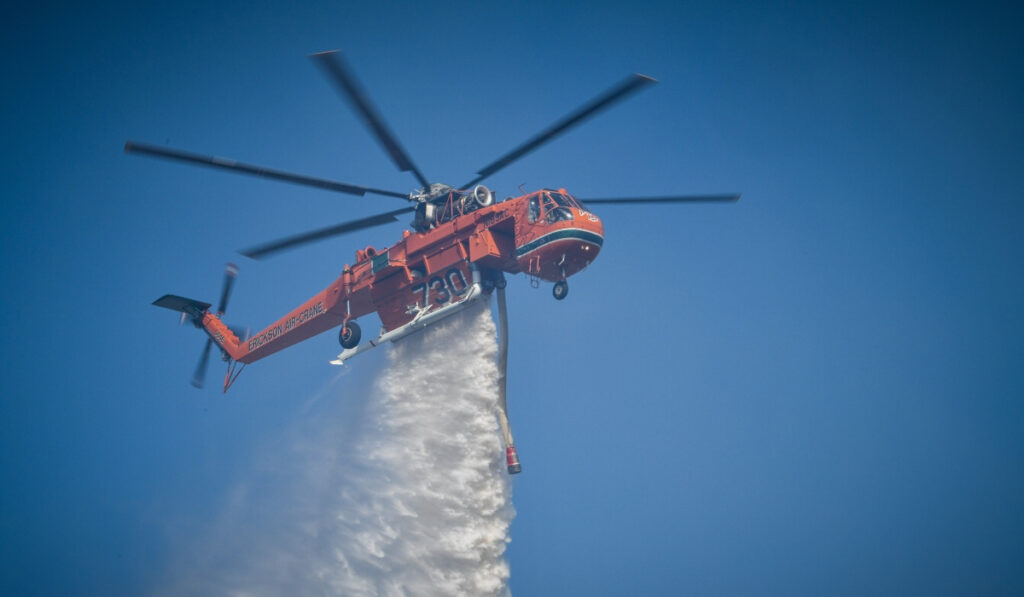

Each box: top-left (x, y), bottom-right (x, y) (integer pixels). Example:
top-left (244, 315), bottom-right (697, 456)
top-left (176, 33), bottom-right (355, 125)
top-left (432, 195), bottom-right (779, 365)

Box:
top-left (547, 192), bottom-right (581, 209)
top-left (528, 191), bottom-right (584, 224)
top-left (546, 206), bottom-right (574, 223)
top-left (539, 192), bottom-right (574, 223)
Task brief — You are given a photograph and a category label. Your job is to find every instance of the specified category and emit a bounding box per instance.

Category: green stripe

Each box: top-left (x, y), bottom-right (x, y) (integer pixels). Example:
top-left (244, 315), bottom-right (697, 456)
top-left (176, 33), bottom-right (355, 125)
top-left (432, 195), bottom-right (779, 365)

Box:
top-left (515, 229), bottom-right (604, 258)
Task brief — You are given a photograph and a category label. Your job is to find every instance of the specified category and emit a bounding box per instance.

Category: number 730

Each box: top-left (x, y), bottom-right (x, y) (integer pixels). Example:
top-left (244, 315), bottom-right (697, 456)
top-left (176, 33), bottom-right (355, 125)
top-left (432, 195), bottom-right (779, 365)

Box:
top-left (410, 268), bottom-right (469, 307)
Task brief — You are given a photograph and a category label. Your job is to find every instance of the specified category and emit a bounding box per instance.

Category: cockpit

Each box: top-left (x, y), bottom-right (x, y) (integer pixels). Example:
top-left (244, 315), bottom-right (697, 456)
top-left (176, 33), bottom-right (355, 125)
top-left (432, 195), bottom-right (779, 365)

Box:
top-left (527, 190), bottom-right (587, 224)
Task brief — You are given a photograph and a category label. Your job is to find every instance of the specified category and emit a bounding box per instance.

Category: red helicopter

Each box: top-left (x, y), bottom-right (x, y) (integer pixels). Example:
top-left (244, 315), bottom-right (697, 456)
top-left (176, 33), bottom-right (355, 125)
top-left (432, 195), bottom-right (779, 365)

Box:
top-left (130, 51), bottom-right (738, 473)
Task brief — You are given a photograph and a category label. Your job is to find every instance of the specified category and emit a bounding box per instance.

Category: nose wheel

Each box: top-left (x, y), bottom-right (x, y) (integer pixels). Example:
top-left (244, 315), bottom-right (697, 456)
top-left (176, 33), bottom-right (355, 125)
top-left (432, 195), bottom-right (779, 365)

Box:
top-left (553, 280), bottom-right (569, 300)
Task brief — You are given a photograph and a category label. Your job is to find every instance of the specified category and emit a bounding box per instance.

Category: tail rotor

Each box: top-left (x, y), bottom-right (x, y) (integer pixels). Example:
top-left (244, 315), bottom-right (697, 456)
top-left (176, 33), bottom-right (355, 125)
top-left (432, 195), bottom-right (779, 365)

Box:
top-left (217, 263), bottom-right (238, 315)
top-left (182, 263), bottom-right (239, 389)
top-left (192, 339), bottom-right (214, 388)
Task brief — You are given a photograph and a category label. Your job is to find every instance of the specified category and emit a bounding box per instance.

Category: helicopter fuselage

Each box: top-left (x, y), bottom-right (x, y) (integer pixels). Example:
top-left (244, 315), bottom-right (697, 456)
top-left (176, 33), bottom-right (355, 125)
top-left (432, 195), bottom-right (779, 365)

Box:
top-left (200, 188), bottom-right (603, 365)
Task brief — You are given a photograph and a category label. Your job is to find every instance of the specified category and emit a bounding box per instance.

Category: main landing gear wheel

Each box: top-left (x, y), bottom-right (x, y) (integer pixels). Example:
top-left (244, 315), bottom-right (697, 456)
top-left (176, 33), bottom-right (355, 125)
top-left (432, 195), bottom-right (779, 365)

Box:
top-left (553, 280), bottom-right (568, 300)
top-left (339, 321), bottom-right (361, 349)
top-left (495, 275), bottom-right (507, 290)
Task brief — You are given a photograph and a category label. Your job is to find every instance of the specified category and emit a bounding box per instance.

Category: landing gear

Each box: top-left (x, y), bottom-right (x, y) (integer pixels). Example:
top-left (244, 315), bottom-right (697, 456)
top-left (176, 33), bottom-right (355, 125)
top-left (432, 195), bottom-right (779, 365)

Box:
top-left (553, 280), bottom-right (568, 301)
top-left (339, 321), bottom-right (361, 349)
top-left (495, 274), bottom-right (507, 290)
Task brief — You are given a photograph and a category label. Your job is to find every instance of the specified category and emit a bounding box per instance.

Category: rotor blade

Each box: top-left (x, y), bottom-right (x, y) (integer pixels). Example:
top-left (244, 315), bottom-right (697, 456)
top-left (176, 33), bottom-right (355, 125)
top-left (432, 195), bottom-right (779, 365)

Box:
top-left (239, 206), bottom-right (415, 260)
top-left (124, 141), bottom-right (409, 199)
top-left (191, 338), bottom-right (213, 388)
top-left (578, 194), bottom-right (741, 205)
top-left (311, 51), bottom-right (430, 189)
top-left (217, 263), bottom-right (238, 314)
top-left (462, 74), bottom-right (657, 188)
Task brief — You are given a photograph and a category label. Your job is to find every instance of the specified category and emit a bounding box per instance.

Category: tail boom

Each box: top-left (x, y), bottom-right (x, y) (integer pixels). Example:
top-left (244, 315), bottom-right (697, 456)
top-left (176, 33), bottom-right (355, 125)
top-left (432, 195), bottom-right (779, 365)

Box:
top-left (231, 286), bottom-right (346, 363)
top-left (208, 273), bottom-right (366, 364)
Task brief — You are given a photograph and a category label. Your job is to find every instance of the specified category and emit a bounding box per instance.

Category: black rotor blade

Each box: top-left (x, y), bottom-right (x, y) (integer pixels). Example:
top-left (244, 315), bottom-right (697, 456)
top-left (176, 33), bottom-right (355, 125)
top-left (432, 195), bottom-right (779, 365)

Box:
top-left (217, 263), bottom-right (238, 314)
top-left (311, 51), bottom-right (430, 189)
top-left (462, 74), bottom-right (657, 189)
top-left (124, 141), bottom-right (409, 200)
top-left (240, 206), bottom-right (415, 260)
top-left (578, 194), bottom-right (741, 205)
top-left (191, 338), bottom-right (213, 389)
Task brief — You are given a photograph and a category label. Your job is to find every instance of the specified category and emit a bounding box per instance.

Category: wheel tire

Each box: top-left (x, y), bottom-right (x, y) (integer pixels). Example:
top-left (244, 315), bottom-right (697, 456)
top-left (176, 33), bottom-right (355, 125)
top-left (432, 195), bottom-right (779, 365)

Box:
top-left (339, 321), bottom-right (361, 349)
top-left (553, 280), bottom-right (568, 300)
top-left (495, 276), bottom-right (507, 290)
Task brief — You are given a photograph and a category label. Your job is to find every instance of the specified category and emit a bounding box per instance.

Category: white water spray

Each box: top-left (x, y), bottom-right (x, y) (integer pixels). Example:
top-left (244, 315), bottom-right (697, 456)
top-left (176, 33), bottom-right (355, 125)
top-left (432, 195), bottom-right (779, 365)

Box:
top-left (161, 300), bottom-right (515, 596)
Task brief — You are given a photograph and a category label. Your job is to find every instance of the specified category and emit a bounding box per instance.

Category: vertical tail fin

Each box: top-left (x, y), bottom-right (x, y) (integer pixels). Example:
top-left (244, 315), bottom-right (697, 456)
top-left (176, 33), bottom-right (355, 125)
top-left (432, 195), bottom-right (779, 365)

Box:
top-left (153, 263), bottom-right (244, 389)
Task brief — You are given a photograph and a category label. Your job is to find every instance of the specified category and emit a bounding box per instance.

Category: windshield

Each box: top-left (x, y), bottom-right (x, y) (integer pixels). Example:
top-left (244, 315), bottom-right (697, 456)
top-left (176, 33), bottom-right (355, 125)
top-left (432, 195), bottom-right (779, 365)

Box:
top-left (547, 191), bottom-right (581, 209)
top-left (528, 191), bottom-right (586, 224)
top-left (546, 206), bottom-right (574, 223)
top-left (541, 192), bottom-right (576, 223)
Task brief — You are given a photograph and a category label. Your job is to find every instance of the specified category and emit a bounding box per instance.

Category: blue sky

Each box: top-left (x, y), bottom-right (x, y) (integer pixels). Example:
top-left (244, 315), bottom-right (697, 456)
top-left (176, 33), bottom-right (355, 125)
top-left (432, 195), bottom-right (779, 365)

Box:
top-left (2, 0), bottom-right (1023, 594)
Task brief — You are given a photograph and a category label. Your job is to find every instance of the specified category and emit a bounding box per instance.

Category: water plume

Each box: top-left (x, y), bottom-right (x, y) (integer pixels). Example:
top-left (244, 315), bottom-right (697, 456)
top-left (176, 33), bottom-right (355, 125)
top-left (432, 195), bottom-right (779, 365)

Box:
top-left (161, 300), bottom-right (515, 596)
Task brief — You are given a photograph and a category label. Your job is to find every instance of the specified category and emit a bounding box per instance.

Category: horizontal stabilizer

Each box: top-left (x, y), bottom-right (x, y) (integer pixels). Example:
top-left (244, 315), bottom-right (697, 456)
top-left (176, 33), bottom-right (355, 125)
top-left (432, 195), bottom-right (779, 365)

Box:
top-left (153, 294), bottom-right (211, 317)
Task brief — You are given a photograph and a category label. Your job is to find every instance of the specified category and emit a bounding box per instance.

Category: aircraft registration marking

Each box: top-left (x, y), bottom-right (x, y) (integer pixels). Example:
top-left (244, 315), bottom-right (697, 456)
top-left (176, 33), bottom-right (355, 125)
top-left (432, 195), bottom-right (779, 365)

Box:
top-left (411, 268), bottom-right (469, 307)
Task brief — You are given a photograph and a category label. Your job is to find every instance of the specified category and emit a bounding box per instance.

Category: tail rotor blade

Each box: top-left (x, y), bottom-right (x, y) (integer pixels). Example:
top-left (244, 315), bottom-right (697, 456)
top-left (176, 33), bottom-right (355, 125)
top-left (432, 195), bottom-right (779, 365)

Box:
top-left (191, 338), bottom-right (213, 388)
top-left (217, 263), bottom-right (238, 314)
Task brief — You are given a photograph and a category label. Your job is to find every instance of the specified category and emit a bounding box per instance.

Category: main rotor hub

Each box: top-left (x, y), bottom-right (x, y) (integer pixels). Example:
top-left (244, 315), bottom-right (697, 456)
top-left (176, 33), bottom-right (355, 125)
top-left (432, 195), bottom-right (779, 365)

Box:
top-left (410, 182), bottom-right (454, 203)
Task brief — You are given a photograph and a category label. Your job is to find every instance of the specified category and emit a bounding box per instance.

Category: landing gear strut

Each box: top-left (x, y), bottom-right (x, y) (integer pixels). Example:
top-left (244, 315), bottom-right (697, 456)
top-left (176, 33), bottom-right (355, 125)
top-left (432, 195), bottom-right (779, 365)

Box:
top-left (553, 280), bottom-right (568, 301)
